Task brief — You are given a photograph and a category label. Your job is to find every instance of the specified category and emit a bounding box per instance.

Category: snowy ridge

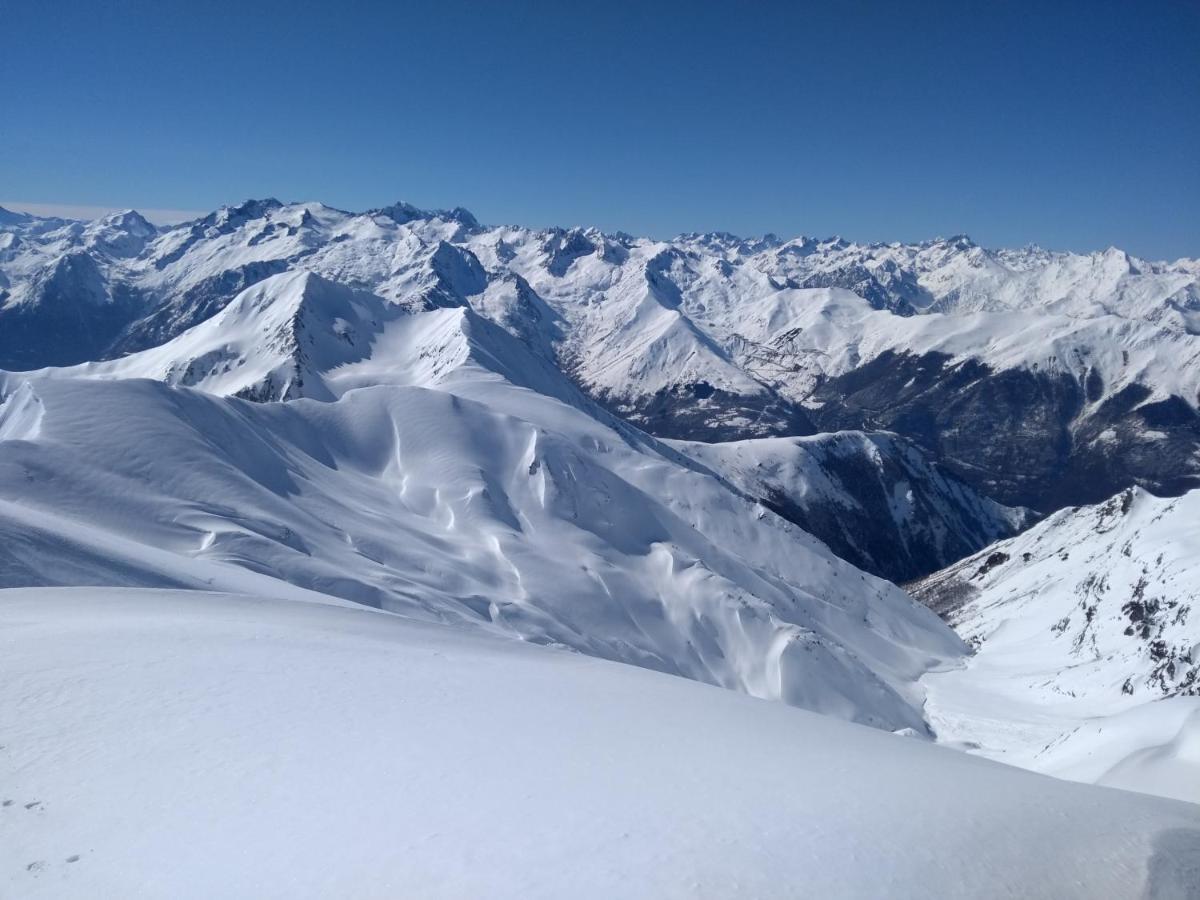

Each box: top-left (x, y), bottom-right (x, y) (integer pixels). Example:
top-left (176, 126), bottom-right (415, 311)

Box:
top-left (52, 271), bottom-right (398, 400)
top-left (3, 200), bottom-right (1198, 511)
top-left (0, 368), bottom-right (962, 734)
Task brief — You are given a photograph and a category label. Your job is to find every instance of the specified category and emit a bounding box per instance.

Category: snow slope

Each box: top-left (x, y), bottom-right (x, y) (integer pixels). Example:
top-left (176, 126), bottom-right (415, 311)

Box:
top-left (2, 587), bottom-right (1198, 900)
top-left (34, 267), bottom-right (1021, 580)
top-left (0, 361), bottom-right (962, 734)
top-left (671, 431), bottom-right (1025, 582)
top-left (914, 487), bottom-right (1200, 803)
top-left (48, 270), bottom-right (401, 401)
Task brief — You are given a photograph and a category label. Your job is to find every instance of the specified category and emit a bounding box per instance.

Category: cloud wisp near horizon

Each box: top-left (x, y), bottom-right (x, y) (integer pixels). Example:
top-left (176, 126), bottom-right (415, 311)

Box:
top-left (0, 200), bottom-right (208, 226)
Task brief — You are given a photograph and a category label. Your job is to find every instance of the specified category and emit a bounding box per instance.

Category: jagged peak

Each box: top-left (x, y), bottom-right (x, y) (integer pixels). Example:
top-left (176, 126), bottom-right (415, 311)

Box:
top-left (677, 230), bottom-right (785, 252)
top-left (228, 198), bottom-right (283, 217)
top-left (922, 233), bottom-right (977, 251)
top-left (89, 209), bottom-right (156, 233)
top-left (198, 198), bottom-right (284, 231)
top-left (373, 201), bottom-right (479, 229)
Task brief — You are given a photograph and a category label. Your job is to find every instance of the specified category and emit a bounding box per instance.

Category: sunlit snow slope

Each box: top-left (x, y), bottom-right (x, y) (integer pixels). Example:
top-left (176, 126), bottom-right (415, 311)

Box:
top-left (0, 309), bottom-right (963, 734)
top-left (2, 588), bottom-right (1197, 900)
top-left (915, 487), bottom-right (1200, 803)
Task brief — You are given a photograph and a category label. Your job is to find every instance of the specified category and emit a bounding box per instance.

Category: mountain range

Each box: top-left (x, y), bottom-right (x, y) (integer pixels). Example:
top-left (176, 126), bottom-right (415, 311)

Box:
top-left (2, 199), bottom-right (1198, 894)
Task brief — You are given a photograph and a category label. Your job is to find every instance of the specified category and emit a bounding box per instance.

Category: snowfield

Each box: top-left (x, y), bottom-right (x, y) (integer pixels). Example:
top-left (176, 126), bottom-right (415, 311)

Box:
top-left (3, 588), bottom-right (1198, 900)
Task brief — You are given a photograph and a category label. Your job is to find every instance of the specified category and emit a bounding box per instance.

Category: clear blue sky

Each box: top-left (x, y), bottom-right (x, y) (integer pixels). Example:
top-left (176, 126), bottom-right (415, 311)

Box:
top-left (3, 0), bottom-right (1197, 258)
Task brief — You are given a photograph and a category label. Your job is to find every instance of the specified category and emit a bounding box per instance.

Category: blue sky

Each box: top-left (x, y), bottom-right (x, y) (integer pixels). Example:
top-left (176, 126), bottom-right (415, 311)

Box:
top-left (2, 0), bottom-right (1197, 258)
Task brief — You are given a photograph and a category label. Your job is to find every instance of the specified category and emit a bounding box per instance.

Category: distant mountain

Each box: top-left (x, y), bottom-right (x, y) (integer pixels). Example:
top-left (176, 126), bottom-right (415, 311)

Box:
top-left (3, 199), bottom-right (1196, 519)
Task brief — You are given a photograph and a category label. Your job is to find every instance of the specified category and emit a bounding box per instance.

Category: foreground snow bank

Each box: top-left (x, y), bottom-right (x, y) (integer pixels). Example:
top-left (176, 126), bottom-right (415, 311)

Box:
top-left (2, 588), bottom-right (1197, 899)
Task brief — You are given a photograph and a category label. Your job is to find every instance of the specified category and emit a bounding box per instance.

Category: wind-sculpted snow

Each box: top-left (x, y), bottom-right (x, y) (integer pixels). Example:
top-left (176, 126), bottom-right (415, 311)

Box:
top-left (913, 486), bottom-right (1200, 803)
top-left (0, 365), bottom-right (963, 733)
top-left (4, 588), bottom-right (1197, 899)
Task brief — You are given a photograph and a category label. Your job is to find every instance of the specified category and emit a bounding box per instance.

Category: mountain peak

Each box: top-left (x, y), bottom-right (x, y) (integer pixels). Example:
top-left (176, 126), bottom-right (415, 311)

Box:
top-left (374, 201), bottom-right (479, 229)
top-left (0, 205), bottom-right (32, 225)
top-left (99, 209), bottom-right (154, 229)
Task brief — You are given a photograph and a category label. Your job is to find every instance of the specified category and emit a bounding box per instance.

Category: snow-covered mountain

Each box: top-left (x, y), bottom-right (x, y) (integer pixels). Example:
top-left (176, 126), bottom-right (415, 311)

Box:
top-left (671, 431), bottom-right (1026, 582)
top-left (912, 486), bottom-right (1200, 802)
top-left (5, 587), bottom-right (1197, 899)
top-left (0, 303), bottom-right (965, 734)
top-left (915, 486), bottom-right (1199, 700)
top-left (3, 200), bottom-right (1198, 517)
top-left (3, 199), bottom-right (1200, 814)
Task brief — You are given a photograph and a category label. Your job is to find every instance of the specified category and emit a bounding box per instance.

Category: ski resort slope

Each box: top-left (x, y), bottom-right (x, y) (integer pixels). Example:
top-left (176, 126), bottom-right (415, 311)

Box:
top-left (2, 588), bottom-right (1198, 900)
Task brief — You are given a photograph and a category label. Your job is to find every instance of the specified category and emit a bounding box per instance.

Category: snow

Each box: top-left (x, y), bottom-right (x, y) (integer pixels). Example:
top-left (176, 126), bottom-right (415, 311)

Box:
top-left (5, 199), bottom-right (1198, 416)
top-left (915, 487), bottom-right (1200, 804)
top-left (0, 349), bottom-right (962, 733)
top-left (669, 430), bottom-right (1024, 580)
top-left (2, 587), bottom-right (1198, 900)
top-left (3, 201), bottom-right (1200, 893)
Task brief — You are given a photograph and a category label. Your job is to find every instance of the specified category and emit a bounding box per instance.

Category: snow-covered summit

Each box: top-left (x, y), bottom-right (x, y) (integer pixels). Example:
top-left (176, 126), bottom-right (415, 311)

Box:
top-left (58, 270), bottom-right (398, 400)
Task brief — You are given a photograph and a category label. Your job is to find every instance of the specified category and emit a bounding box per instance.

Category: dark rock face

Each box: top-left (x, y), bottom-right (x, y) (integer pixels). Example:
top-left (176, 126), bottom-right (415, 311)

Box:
top-left (807, 351), bottom-right (1200, 512)
top-left (0, 254), bottom-right (144, 370)
top-left (112, 260), bottom-right (292, 356)
top-left (753, 436), bottom-right (1022, 583)
top-left (794, 260), bottom-right (924, 316)
top-left (603, 382), bottom-right (817, 442)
